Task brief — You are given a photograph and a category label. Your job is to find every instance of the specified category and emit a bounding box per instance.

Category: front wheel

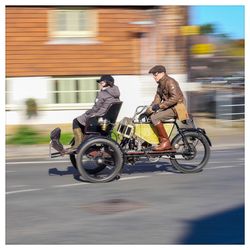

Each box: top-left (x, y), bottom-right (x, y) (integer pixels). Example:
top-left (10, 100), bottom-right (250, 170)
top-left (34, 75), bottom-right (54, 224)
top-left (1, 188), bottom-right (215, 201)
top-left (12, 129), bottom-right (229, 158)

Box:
top-left (170, 131), bottom-right (210, 173)
top-left (76, 137), bottom-right (124, 183)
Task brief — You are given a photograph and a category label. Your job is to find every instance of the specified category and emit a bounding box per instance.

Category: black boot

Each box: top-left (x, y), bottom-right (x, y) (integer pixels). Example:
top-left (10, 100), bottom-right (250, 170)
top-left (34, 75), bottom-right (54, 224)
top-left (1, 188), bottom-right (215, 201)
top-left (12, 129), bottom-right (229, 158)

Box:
top-left (50, 127), bottom-right (65, 154)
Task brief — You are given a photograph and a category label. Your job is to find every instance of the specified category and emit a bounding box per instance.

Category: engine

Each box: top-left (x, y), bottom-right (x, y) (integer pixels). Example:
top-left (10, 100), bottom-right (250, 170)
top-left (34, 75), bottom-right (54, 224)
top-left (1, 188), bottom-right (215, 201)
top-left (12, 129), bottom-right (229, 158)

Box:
top-left (117, 117), bottom-right (134, 138)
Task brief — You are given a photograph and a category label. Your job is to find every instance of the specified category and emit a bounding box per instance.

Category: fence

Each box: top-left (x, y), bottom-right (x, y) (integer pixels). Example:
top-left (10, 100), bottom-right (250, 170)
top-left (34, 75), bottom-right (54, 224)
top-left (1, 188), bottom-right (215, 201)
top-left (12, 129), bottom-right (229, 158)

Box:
top-left (186, 86), bottom-right (244, 121)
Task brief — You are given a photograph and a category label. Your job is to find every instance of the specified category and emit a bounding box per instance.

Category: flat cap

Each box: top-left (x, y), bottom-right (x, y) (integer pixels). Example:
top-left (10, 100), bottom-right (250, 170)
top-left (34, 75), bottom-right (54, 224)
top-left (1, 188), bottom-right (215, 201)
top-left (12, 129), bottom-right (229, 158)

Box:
top-left (148, 65), bottom-right (166, 74)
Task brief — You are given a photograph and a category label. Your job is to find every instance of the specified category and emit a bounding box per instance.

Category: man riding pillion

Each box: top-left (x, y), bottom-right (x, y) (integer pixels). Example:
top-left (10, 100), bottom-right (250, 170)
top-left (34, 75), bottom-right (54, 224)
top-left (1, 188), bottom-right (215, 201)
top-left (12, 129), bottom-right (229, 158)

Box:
top-left (146, 65), bottom-right (189, 151)
top-left (50, 75), bottom-right (120, 154)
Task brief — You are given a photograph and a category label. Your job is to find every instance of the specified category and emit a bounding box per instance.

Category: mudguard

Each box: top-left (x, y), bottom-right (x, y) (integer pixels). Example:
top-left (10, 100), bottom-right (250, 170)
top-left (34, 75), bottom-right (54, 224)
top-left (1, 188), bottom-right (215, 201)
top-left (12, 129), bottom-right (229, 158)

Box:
top-left (178, 127), bottom-right (212, 146)
top-left (75, 135), bottom-right (123, 154)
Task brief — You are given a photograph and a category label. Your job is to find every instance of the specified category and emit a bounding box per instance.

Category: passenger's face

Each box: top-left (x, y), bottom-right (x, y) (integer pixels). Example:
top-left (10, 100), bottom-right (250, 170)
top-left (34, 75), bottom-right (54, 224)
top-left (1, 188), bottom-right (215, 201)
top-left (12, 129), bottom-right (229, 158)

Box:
top-left (99, 81), bottom-right (107, 89)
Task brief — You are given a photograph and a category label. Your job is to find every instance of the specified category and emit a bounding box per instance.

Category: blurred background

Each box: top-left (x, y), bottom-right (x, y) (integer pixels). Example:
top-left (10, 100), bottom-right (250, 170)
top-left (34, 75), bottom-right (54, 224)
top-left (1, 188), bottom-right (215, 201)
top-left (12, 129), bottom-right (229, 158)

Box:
top-left (5, 5), bottom-right (244, 146)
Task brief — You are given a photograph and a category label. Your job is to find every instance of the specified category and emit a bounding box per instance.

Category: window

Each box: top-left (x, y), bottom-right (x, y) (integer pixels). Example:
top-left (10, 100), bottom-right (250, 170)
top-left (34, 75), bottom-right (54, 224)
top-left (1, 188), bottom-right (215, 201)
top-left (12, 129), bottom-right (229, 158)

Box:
top-left (52, 77), bottom-right (99, 105)
top-left (49, 8), bottom-right (98, 38)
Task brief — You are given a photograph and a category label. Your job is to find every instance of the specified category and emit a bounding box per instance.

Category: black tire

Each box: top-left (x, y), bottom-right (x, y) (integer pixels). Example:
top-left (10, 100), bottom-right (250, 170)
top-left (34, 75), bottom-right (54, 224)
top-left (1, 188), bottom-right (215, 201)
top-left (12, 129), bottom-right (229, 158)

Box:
top-left (70, 153), bottom-right (106, 174)
top-left (76, 137), bottom-right (124, 183)
top-left (69, 137), bottom-right (77, 168)
top-left (69, 136), bottom-right (106, 174)
top-left (170, 131), bottom-right (210, 173)
top-left (69, 152), bottom-right (77, 169)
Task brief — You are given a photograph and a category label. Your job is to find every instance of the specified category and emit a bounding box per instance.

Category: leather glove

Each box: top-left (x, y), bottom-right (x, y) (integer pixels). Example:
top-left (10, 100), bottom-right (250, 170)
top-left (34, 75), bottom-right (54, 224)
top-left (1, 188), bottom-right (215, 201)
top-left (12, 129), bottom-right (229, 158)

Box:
top-left (152, 104), bottom-right (160, 112)
top-left (146, 106), bottom-right (153, 115)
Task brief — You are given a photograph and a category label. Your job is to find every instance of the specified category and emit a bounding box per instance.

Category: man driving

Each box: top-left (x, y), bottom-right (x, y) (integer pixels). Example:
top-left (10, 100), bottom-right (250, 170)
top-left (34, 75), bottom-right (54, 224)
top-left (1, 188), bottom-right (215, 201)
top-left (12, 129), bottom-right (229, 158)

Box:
top-left (146, 65), bottom-right (189, 151)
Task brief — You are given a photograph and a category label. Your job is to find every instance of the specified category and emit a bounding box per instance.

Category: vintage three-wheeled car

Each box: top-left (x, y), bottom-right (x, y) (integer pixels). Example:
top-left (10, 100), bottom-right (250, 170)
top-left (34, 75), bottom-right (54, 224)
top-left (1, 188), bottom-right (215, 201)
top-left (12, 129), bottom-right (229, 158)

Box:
top-left (50, 102), bottom-right (211, 183)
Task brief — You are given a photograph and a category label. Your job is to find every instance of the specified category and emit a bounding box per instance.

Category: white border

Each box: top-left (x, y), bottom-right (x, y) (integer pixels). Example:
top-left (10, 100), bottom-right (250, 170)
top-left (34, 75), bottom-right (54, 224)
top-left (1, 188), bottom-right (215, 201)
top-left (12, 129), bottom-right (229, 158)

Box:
top-left (1, 1), bottom-right (248, 249)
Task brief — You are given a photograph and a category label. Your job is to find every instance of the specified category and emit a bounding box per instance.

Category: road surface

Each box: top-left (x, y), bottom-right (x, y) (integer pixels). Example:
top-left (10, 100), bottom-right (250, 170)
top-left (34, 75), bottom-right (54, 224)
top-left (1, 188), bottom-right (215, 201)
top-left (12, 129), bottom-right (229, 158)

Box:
top-left (6, 147), bottom-right (244, 244)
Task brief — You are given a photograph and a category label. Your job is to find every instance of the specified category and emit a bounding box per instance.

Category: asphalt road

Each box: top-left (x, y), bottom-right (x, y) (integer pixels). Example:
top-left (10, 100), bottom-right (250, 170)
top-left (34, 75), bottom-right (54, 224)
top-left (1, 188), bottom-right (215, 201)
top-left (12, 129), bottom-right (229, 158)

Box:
top-left (6, 147), bottom-right (244, 244)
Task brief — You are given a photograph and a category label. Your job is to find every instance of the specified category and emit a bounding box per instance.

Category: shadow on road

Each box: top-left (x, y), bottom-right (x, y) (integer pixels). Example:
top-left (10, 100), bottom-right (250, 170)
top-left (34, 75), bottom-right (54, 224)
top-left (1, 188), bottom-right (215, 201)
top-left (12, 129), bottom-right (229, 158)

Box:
top-left (48, 166), bottom-right (84, 182)
top-left (48, 161), bottom-right (179, 178)
top-left (179, 204), bottom-right (244, 244)
top-left (122, 162), bottom-right (179, 174)
top-left (48, 166), bottom-right (79, 176)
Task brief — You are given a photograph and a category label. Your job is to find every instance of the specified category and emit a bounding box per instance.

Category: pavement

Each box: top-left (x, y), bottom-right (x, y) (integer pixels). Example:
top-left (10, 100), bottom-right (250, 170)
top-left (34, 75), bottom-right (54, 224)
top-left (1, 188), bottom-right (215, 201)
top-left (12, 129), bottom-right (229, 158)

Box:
top-left (5, 118), bottom-right (244, 160)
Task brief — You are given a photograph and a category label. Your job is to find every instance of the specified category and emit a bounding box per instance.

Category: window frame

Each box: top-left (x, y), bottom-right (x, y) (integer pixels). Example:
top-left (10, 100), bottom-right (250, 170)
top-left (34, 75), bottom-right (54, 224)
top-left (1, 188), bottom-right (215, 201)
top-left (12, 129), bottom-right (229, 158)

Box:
top-left (48, 8), bottom-right (98, 38)
top-left (50, 76), bottom-right (99, 106)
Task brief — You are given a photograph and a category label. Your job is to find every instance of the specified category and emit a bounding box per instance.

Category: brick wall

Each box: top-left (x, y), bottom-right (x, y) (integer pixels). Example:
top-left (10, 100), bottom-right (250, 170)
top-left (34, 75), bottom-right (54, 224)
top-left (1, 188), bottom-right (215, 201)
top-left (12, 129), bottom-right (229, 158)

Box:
top-left (6, 6), bottom-right (188, 77)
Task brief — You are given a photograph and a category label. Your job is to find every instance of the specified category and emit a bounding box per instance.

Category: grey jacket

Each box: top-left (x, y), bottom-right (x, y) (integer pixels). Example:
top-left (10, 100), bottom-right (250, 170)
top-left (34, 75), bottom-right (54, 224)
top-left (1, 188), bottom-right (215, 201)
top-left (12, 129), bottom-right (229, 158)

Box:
top-left (77, 85), bottom-right (120, 126)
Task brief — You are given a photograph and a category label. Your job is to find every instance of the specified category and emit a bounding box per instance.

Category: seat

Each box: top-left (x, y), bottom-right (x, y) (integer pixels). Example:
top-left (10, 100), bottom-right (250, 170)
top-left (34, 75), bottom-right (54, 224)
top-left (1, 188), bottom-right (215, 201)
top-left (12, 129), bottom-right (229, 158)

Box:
top-left (85, 101), bottom-right (123, 135)
top-left (162, 118), bottom-right (176, 123)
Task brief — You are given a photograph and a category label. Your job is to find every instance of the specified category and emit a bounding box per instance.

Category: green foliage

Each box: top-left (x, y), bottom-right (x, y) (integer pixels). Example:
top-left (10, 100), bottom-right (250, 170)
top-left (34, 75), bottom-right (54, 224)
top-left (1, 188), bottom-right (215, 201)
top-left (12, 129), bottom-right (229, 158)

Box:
top-left (110, 127), bottom-right (123, 143)
top-left (25, 98), bottom-right (38, 119)
top-left (6, 125), bottom-right (123, 145)
top-left (200, 23), bottom-right (216, 34)
top-left (7, 126), bottom-right (47, 145)
top-left (60, 133), bottom-right (74, 145)
top-left (6, 126), bottom-right (73, 145)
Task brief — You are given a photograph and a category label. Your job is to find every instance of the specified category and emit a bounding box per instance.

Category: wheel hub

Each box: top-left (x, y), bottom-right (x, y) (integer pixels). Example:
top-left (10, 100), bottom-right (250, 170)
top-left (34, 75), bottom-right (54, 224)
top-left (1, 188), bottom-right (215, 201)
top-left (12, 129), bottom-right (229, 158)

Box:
top-left (96, 157), bottom-right (104, 164)
top-left (183, 144), bottom-right (196, 160)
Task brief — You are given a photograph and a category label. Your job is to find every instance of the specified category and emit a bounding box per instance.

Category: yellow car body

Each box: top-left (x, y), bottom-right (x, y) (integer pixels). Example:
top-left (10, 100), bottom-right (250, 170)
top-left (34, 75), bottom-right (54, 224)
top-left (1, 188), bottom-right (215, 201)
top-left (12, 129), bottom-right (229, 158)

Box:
top-left (134, 123), bottom-right (174, 144)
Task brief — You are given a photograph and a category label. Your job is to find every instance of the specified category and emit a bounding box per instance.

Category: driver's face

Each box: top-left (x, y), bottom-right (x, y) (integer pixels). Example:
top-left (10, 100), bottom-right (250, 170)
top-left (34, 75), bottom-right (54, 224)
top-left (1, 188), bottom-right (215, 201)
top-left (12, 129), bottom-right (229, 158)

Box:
top-left (152, 72), bottom-right (165, 82)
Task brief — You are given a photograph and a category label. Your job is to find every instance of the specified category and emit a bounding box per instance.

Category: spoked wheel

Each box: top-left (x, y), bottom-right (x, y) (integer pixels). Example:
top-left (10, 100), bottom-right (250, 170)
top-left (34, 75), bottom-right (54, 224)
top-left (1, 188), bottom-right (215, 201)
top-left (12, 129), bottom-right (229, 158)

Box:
top-left (170, 131), bottom-right (210, 173)
top-left (69, 137), bottom-right (106, 174)
top-left (70, 153), bottom-right (106, 174)
top-left (76, 137), bottom-right (124, 183)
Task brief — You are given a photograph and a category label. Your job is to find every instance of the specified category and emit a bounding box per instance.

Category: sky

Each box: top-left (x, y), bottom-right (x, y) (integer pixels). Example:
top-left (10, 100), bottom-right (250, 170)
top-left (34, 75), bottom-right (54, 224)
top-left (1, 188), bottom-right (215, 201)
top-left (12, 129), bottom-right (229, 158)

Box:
top-left (189, 6), bottom-right (244, 39)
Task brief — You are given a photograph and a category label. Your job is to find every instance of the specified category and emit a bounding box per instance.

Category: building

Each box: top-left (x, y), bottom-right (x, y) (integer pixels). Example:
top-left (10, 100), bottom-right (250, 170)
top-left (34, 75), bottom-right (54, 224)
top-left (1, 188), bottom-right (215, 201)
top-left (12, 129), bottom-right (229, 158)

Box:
top-left (6, 6), bottom-right (188, 125)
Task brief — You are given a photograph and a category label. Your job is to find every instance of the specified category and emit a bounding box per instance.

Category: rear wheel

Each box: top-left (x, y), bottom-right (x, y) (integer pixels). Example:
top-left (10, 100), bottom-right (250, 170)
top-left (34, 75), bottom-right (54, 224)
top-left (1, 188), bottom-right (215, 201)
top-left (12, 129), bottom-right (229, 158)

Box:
top-left (76, 137), bottom-right (124, 183)
top-left (69, 137), bottom-right (106, 174)
top-left (170, 131), bottom-right (210, 173)
top-left (70, 153), bottom-right (106, 174)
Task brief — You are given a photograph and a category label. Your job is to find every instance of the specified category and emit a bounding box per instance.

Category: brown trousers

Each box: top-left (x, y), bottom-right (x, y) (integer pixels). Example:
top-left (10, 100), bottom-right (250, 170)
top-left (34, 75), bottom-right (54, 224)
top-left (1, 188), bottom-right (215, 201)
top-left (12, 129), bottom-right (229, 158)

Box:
top-left (150, 108), bottom-right (176, 125)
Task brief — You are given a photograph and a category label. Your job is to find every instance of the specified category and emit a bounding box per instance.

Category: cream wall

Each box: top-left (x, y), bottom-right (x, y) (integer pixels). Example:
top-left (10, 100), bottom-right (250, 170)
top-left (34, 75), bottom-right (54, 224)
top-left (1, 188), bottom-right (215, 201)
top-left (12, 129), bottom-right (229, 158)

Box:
top-left (6, 74), bottom-right (198, 125)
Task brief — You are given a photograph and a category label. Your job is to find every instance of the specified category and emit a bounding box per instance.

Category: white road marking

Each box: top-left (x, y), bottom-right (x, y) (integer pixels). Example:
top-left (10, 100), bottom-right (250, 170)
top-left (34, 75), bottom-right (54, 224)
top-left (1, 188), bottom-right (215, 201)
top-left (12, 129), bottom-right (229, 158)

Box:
top-left (120, 175), bottom-right (149, 181)
top-left (209, 160), bottom-right (244, 164)
top-left (6, 157), bottom-right (244, 166)
top-left (212, 151), bottom-right (244, 155)
top-left (156, 164), bottom-right (244, 174)
top-left (52, 183), bottom-right (90, 188)
top-left (6, 160), bottom-right (71, 165)
top-left (208, 165), bottom-right (244, 170)
top-left (6, 188), bottom-right (43, 195)
top-left (156, 172), bottom-right (174, 175)
top-left (6, 164), bottom-right (244, 196)
top-left (9, 185), bottom-right (29, 188)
